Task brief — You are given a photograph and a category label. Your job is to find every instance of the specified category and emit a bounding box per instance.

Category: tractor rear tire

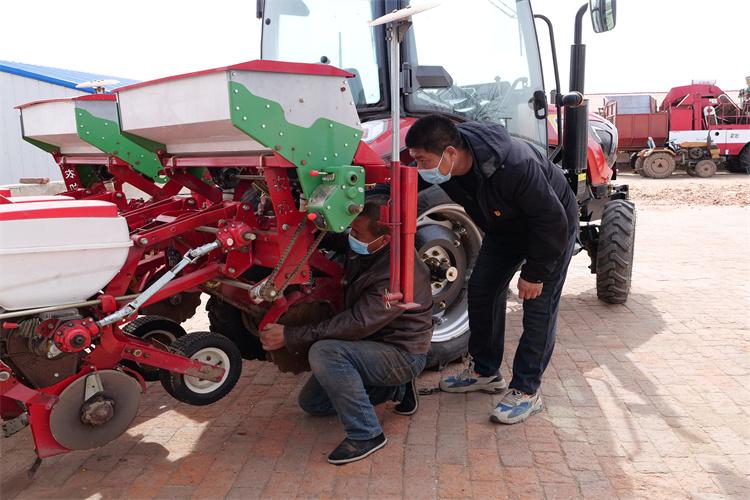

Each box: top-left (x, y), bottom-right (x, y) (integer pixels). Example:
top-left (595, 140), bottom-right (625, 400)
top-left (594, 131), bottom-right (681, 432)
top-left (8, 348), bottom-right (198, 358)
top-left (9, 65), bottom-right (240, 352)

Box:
top-left (694, 159), bottom-right (717, 178)
top-left (596, 200), bottom-right (636, 304)
top-left (641, 152), bottom-right (676, 179)
top-left (417, 186), bottom-right (481, 370)
top-left (159, 332), bottom-right (242, 406)
top-left (726, 145), bottom-right (750, 173)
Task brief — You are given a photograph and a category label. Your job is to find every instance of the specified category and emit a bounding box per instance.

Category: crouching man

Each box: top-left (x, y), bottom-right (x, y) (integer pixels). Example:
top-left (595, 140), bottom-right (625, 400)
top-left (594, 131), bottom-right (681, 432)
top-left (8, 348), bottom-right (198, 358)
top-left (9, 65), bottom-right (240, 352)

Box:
top-left (259, 195), bottom-right (434, 465)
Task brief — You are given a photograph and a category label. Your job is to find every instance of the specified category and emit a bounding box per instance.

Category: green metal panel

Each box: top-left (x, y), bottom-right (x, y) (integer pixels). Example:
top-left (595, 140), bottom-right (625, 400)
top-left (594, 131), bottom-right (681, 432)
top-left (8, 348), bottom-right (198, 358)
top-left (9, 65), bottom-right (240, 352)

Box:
top-left (228, 81), bottom-right (364, 232)
top-left (75, 107), bottom-right (165, 181)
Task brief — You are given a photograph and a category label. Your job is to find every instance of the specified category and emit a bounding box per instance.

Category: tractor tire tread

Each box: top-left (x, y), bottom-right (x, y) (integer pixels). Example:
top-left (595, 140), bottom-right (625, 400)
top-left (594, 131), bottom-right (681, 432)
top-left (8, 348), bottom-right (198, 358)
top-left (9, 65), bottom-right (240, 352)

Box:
top-left (596, 200), bottom-right (636, 304)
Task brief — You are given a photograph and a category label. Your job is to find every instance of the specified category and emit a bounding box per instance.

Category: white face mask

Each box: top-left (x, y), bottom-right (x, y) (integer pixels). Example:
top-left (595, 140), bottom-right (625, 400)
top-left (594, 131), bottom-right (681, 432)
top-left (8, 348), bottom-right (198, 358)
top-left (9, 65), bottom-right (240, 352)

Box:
top-left (419, 151), bottom-right (455, 184)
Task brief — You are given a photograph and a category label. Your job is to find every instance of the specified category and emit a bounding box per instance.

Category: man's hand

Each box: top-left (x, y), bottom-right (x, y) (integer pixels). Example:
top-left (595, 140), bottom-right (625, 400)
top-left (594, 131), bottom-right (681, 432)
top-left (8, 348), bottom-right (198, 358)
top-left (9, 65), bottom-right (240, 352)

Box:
top-left (260, 323), bottom-right (285, 351)
top-left (517, 278), bottom-right (543, 300)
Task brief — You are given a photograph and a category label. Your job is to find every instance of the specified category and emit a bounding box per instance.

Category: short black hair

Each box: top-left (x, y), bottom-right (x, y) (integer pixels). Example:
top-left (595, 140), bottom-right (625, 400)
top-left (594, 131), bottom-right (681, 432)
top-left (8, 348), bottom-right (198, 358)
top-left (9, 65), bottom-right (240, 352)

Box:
top-left (405, 114), bottom-right (464, 155)
top-left (359, 193), bottom-right (390, 237)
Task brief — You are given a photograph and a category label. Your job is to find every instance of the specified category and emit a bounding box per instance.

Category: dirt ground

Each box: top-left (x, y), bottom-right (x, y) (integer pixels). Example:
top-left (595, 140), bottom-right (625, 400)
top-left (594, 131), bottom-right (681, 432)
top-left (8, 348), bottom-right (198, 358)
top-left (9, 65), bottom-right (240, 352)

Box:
top-left (620, 170), bottom-right (750, 206)
top-left (1, 175), bottom-right (749, 499)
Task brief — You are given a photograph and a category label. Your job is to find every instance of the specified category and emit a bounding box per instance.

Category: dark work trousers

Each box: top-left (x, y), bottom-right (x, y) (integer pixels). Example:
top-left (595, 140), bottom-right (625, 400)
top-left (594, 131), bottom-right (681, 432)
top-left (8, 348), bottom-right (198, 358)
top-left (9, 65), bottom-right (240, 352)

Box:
top-left (467, 229), bottom-right (576, 394)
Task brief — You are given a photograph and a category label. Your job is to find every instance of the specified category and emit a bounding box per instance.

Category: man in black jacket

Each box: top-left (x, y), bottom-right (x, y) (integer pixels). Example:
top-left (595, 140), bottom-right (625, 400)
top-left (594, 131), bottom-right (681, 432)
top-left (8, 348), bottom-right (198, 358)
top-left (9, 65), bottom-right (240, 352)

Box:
top-left (259, 195), bottom-right (433, 464)
top-left (405, 115), bottom-right (578, 425)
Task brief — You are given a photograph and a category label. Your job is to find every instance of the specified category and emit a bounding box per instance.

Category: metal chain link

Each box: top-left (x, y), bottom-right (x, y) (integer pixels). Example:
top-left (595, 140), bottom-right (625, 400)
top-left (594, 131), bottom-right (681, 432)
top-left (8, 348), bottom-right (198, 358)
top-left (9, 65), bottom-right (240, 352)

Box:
top-left (260, 221), bottom-right (308, 296)
top-left (275, 229), bottom-right (328, 297)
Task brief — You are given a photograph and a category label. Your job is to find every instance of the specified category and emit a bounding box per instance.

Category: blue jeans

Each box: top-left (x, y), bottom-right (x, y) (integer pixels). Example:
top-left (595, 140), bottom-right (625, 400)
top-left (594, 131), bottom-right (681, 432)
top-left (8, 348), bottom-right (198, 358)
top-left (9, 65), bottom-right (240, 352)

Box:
top-left (299, 339), bottom-right (426, 440)
top-left (468, 230), bottom-right (576, 394)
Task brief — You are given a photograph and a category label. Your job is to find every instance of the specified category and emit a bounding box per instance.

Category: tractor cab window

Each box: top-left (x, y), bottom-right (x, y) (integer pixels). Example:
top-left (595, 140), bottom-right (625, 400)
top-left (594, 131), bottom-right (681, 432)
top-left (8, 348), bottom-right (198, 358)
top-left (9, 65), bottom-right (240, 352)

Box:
top-left (261, 0), bottom-right (384, 107)
top-left (405, 0), bottom-right (547, 152)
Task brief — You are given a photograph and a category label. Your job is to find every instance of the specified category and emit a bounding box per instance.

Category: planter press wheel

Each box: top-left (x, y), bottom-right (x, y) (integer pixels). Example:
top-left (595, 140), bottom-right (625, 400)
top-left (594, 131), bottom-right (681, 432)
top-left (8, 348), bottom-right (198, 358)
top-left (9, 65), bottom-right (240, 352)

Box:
top-left (159, 332), bottom-right (242, 406)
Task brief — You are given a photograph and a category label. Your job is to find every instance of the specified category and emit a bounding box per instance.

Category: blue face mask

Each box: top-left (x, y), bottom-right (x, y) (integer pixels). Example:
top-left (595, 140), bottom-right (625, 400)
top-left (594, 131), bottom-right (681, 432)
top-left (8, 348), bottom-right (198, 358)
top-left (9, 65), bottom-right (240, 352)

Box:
top-left (419, 151), bottom-right (454, 185)
top-left (348, 233), bottom-right (384, 255)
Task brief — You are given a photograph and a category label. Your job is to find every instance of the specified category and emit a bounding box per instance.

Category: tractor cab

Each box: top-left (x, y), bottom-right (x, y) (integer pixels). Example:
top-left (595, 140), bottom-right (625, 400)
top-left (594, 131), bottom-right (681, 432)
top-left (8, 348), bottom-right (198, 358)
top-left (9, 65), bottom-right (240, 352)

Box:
top-left (260, 0), bottom-right (547, 153)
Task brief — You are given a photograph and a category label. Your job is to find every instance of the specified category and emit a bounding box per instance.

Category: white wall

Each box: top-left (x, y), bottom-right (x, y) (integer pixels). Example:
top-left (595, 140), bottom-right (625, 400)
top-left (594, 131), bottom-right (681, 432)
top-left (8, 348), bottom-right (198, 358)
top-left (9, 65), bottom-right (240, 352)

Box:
top-left (0, 72), bottom-right (86, 184)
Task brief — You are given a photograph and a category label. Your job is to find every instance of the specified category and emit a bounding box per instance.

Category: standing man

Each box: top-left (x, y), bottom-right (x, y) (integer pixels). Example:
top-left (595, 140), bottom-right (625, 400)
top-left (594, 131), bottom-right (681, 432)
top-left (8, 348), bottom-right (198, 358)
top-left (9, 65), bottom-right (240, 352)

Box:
top-left (260, 195), bottom-right (434, 464)
top-left (405, 115), bottom-right (578, 424)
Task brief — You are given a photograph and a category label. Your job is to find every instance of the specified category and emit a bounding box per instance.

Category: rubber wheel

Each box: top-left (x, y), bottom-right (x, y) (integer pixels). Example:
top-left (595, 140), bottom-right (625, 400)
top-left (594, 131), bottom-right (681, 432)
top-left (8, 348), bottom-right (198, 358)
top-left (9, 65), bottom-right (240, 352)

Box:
top-left (417, 186), bottom-right (479, 369)
top-left (596, 200), bottom-right (636, 304)
top-left (634, 156), bottom-right (645, 175)
top-left (694, 159), bottom-right (717, 178)
top-left (121, 316), bottom-right (186, 381)
top-left (206, 296), bottom-right (266, 361)
top-left (159, 332), bottom-right (242, 406)
top-left (726, 145), bottom-right (750, 174)
top-left (686, 166), bottom-right (697, 177)
top-left (641, 152), bottom-right (676, 179)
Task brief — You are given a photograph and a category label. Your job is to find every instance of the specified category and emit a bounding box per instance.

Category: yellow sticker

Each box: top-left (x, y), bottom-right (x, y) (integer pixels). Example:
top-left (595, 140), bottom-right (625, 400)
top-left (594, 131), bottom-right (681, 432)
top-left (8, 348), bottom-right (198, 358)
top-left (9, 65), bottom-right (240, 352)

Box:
top-left (578, 173), bottom-right (587, 182)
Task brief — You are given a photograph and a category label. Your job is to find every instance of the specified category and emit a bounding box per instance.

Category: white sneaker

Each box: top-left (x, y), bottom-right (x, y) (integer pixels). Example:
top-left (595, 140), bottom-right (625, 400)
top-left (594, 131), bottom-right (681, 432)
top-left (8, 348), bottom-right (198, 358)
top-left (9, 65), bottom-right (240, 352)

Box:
top-left (439, 365), bottom-right (507, 393)
top-left (489, 389), bottom-right (543, 424)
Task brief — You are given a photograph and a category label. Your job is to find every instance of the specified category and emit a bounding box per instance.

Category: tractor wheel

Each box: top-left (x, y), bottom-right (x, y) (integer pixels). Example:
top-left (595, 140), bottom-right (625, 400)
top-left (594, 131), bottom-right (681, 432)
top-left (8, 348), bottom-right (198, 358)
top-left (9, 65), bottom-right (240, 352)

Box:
top-left (729, 145), bottom-right (750, 173)
top-left (596, 200), bottom-right (636, 304)
top-left (686, 166), bottom-right (697, 177)
top-left (417, 186), bottom-right (483, 369)
top-left (641, 152), bottom-right (676, 179)
top-left (159, 332), bottom-right (242, 406)
top-left (206, 296), bottom-right (266, 361)
top-left (634, 156), bottom-right (645, 175)
top-left (694, 159), bottom-right (717, 178)
top-left (122, 316), bottom-right (186, 381)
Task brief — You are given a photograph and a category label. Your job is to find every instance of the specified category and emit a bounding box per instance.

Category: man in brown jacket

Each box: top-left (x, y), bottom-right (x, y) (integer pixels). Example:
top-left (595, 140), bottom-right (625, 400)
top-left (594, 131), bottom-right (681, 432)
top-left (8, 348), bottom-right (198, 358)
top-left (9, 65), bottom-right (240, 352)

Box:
top-left (260, 195), bottom-right (433, 465)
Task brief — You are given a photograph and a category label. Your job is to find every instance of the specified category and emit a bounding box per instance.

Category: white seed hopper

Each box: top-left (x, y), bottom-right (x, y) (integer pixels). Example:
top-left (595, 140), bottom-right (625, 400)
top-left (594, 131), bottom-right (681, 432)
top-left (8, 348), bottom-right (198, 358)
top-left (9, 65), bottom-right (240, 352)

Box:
top-left (115, 60), bottom-right (361, 156)
top-left (0, 200), bottom-right (132, 310)
top-left (17, 98), bottom-right (104, 156)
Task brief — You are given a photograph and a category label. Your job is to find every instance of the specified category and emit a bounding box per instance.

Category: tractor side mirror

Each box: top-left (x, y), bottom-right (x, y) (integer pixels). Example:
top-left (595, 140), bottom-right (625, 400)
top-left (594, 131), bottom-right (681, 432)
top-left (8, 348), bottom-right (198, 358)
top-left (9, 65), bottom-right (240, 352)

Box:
top-left (589, 0), bottom-right (616, 32)
top-left (403, 64), bottom-right (454, 93)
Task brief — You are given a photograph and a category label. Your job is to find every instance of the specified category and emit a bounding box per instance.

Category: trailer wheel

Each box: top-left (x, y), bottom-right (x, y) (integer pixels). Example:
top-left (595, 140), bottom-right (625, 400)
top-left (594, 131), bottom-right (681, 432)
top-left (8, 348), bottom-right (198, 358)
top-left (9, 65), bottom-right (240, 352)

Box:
top-left (694, 159), bottom-right (717, 178)
top-left (206, 296), bottom-right (266, 361)
top-left (641, 152), bottom-right (676, 179)
top-left (160, 332), bottom-right (242, 406)
top-left (122, 316), bottom-right (186, 381)
top-left (417, 186), bottom-right (482, 369)
top-left (596, 200), bottom-right (636, 304)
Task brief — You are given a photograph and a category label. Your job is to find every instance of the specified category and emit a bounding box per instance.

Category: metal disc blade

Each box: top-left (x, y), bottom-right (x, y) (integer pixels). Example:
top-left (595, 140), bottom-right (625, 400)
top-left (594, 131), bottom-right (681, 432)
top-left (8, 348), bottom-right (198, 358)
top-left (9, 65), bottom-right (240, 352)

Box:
top-left (50, 370), bottom-right (142, 451)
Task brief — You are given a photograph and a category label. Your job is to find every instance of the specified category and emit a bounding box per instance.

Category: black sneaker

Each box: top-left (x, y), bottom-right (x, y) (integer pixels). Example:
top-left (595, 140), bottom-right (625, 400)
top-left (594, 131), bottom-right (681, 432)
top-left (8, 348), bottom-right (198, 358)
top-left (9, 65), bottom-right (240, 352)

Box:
top-left (394, 379), bottom-right (419, 416)
top-left (327, 433), bottom-right (387, 465)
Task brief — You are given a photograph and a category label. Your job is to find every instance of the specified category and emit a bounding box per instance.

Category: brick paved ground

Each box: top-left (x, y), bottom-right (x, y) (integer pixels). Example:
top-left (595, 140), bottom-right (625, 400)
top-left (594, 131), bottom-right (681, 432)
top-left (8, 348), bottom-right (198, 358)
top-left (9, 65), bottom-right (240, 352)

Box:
top-left (1, 203), bottom-right (749, 499)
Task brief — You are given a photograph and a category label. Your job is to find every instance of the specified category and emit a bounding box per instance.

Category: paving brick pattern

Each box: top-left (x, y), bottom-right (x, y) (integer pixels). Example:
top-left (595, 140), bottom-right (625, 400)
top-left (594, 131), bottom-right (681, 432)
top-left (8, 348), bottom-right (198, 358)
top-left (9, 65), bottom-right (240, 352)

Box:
top-left (1, 205), bottom-right (748, 499)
